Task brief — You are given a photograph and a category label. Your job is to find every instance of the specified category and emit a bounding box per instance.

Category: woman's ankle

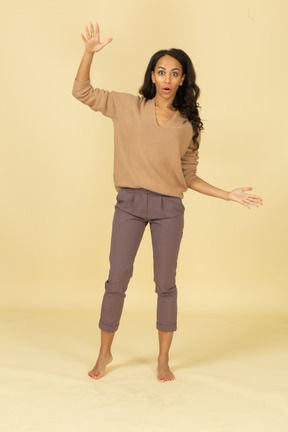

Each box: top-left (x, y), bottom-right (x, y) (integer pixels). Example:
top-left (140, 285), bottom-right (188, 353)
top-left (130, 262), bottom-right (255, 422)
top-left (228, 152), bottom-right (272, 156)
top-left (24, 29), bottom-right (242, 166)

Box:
top-left (158, 354), bottom-right (169, 363)
top-left (99, 348), bottom-right (112, 357)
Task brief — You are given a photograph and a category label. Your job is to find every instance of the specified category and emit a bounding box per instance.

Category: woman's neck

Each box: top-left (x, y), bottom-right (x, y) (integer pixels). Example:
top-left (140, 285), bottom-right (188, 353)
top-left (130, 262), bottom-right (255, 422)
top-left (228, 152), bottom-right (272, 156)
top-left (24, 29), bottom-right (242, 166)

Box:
top-left (154, 94), bottom-right (175, 111)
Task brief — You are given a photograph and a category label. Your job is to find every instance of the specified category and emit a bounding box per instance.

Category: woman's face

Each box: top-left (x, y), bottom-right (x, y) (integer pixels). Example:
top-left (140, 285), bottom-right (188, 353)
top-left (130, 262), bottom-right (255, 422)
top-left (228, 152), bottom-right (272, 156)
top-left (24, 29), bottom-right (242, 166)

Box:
top-left (151, 55), bottom-right (185, 103)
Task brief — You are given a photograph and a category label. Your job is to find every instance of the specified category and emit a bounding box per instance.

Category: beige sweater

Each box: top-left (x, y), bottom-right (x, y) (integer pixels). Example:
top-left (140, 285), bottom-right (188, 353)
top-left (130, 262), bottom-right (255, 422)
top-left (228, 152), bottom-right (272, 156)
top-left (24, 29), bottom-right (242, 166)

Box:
top-left (72, 79), bottom-right (199, 199)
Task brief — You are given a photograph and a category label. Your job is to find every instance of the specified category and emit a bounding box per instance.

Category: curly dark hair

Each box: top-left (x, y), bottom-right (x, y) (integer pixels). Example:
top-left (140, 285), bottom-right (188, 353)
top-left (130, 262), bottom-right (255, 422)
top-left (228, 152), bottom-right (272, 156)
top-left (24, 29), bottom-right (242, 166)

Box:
top-left (139, 48), bottom-right (204, 150)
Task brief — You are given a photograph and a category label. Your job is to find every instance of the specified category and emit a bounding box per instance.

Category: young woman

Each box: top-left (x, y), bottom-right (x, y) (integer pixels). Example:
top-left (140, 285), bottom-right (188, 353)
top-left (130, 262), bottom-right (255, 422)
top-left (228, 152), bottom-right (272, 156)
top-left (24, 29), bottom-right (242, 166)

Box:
top-left (72, 22), bottom-right (263, 383)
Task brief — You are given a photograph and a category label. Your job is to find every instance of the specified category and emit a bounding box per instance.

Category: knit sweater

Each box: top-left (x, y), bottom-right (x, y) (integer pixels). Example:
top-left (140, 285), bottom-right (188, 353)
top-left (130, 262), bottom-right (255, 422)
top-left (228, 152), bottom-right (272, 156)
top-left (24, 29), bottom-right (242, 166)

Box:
top-left (72, 79), bottom-right (199, 199)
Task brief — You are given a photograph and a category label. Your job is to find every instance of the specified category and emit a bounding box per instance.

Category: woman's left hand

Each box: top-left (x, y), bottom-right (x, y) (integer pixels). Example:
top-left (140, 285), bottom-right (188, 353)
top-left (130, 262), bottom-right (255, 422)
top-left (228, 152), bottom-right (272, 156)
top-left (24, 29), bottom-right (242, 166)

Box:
top-left (228, 187), bottom-right (263, 209)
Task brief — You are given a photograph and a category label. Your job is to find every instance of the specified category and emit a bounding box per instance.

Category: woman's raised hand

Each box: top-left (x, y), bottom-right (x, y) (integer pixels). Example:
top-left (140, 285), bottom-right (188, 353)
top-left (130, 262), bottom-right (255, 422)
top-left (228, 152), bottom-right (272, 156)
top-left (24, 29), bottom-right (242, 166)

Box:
top-left (81, 22), bottom-right (112, 54)
top-left (228, 187), bottom-right (263, 209)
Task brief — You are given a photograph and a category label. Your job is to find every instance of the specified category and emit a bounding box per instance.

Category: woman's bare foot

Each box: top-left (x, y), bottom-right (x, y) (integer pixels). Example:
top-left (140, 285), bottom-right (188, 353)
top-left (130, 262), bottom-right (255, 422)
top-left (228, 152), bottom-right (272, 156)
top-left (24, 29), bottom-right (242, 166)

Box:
top-left (157, 359), bottom-right (175, 382)
top-left (157, 331), bottom-right (175, 382)
top-left (88, 352), bottom-right (113, 380)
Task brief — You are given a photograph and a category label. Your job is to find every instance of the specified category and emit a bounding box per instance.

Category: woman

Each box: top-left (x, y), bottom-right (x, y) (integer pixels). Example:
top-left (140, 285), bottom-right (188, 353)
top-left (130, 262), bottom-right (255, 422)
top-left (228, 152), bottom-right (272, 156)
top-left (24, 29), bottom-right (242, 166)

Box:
top-left (72, 22), bottom-right (263, 382)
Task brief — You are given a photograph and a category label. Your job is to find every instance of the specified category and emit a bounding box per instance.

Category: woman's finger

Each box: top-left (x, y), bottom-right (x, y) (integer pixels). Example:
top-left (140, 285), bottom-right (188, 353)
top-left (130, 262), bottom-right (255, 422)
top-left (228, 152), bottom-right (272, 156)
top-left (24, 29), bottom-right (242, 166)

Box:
top-left (246, 201), bottom-right (258, 207)
top-left (245, 195), bottom-right (261, 207)
top-left (100, 38), bottom-right (113, 49)
top-left (95, 22), bottom-right (100, 41)
top-left (81, 33), bottom-right (87, 43)
top-left (251, 195), bottom-right (263, 201)
top-left (85, 25), bottom-right (90, 39)
top-left (248, 196), bottom-right (263, 205)
top-left (241, 201), bottom-right (251, 209)
top-left (89, 22), bottom-right (94, 37)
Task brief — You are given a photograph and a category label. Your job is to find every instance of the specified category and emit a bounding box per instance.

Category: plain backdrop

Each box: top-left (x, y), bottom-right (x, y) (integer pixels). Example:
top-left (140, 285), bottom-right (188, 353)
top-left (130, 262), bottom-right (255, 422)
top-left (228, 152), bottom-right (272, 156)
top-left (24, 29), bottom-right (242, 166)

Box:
top-left (0, 0), bottom-right (287, 313)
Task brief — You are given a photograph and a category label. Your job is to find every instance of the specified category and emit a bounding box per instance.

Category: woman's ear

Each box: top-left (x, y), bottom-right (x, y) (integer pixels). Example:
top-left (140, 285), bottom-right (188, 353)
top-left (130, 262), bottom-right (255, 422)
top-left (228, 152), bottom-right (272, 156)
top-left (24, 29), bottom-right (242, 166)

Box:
top-left (180, 74), bottom-right (186, 86)
top-left (151, 71), bottom-right (155, 84)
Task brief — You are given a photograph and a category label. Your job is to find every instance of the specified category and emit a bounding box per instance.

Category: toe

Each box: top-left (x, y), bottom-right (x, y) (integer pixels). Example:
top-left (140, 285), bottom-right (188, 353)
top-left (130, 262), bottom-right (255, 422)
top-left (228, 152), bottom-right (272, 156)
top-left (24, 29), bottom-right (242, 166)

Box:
top-left (88, 370), bottom-right (103, 379)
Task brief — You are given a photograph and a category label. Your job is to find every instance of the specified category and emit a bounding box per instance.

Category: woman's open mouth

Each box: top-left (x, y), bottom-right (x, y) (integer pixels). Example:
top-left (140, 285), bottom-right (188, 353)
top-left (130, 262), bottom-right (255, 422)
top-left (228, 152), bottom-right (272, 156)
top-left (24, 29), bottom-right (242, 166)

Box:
top-left (163, 87), bottom-right (171, 93)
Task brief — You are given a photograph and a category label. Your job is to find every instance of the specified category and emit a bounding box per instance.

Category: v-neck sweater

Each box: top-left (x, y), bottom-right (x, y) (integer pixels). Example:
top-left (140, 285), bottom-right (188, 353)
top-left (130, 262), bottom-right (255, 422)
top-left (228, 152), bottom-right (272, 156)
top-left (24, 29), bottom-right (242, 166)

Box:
top-left (72, 79), bottom-right (199, 199)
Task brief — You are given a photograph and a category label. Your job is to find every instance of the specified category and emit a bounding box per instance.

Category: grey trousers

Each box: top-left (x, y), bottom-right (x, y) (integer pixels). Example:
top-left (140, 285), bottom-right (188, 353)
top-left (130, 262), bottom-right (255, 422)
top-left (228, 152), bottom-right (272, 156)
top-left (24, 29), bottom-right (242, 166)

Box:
top-left (99, 187), bottom-right (185, 333)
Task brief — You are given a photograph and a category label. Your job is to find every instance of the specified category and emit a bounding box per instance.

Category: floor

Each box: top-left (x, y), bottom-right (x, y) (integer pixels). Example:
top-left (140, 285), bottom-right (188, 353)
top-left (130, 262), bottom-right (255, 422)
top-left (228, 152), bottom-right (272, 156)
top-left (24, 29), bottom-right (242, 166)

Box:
top-left (1, 309), bottom-right (288, 432)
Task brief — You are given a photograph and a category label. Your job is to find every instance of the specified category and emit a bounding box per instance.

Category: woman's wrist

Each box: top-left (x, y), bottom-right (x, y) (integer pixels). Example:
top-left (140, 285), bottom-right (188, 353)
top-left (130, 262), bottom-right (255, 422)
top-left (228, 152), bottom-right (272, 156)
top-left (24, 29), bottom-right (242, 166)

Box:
top-left (224, 191), bottom-right (230, 201)
top-left (84, 50), bottom-right (95, 58)
top-left (214, 189), bottom-right (229, 200)
top-left (84, 50), bottom-right (95, 62)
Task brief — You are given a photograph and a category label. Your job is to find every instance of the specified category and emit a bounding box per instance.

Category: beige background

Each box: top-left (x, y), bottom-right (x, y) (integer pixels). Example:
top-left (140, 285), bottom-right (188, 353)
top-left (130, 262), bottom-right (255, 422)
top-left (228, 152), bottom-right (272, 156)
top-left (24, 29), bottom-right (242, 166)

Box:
top-left (0, 1), bottom-right (288, 431)
top-left (1, 0), bottom-right (287, 314)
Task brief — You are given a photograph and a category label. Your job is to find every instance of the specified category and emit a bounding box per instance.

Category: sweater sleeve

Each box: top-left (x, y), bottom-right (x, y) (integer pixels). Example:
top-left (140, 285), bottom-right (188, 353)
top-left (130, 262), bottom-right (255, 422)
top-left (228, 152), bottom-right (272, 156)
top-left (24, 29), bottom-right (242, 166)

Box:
top-left (72, 79), bottom-right (117, 119)
top-left (181, 138), bottom-right (200, 184)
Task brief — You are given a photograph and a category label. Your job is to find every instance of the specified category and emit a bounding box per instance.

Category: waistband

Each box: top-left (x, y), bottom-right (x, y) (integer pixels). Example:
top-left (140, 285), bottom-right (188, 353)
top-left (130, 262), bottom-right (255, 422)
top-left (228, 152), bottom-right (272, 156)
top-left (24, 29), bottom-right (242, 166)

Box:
top-left (122, 187), bottom-right (180, 199)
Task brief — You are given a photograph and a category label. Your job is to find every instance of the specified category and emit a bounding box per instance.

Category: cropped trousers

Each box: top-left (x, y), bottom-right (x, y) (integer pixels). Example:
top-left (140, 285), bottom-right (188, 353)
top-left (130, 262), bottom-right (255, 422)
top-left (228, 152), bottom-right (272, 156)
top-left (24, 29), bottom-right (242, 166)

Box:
top-left (99, 187), bottom-right (185, 333)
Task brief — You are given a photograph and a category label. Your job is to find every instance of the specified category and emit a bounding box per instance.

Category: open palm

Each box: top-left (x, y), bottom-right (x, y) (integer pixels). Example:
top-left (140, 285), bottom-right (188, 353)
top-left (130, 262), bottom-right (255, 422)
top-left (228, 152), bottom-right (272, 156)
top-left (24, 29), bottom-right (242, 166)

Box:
top-left (81, 22), bottom-right (112, 54)
top-left (228, 187), bottom-right (263, 209)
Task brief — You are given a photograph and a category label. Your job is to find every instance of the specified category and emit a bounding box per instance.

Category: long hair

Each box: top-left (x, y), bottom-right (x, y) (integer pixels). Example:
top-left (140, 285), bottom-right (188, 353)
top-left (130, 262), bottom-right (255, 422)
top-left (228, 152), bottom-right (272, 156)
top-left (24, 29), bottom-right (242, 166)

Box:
top-left (139, 48), bottom-right (204, 150)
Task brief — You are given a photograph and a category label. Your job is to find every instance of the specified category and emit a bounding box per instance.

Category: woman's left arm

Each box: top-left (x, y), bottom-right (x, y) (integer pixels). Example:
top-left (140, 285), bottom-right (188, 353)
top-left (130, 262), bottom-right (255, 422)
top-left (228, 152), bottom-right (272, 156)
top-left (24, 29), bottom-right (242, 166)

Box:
top-left (187, 176), bottom-right (263, 209)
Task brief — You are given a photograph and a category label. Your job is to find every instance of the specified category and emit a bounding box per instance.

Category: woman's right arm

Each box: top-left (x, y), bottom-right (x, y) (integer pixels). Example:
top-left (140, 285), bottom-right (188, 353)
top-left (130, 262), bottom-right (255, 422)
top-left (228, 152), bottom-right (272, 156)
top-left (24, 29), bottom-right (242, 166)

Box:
top-left (75, 22), bottom-right (112, 82)
top-left (72, 22), bottom-right (116, 116)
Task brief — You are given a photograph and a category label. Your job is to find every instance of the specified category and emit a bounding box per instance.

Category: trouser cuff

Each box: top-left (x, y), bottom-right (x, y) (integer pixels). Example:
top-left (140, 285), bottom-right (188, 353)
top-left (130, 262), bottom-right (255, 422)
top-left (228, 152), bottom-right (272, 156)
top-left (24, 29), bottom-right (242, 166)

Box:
top-left (156, 321), bottom-right (177, 332)
top-left (98, 319), bottom-right (119, 333)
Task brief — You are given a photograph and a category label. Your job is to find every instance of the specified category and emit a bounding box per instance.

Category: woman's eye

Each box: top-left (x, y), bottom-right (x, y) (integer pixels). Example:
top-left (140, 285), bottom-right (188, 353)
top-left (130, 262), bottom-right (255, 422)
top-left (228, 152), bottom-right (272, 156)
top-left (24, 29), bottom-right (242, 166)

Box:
top-left (172, 72), bottom-right (179, 77)
top-left (158, 71), bottom-right (164, 75)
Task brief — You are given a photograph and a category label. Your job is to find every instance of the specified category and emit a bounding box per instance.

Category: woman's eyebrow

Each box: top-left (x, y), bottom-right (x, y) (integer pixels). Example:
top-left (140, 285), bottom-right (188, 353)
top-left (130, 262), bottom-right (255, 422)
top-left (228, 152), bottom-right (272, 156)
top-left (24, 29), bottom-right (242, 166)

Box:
top-left (156, 66), bottom-right (181, 71)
